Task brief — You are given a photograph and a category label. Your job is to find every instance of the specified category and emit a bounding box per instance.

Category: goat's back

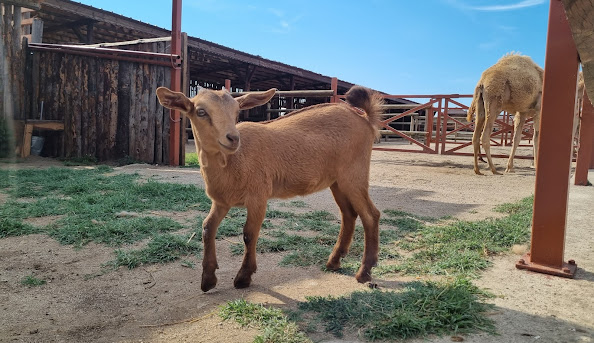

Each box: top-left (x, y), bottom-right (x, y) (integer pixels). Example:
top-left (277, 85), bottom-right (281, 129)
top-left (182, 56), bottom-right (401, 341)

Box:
top-left (230, 103), bottom-right (379, 198)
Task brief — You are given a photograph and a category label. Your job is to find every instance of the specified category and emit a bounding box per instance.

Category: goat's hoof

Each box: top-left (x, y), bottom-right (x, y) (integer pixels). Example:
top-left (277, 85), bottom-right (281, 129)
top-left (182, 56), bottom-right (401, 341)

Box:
top-left (325, 260), bottom-right (341, 271)
top-left (355, 270), bottom-right (372, 284)
top-left (492, 171), bottom-right (502, 175)
top-left (473, 170), bottom-right (483, 176)
top-left (201, 275), bottom-right (218, 292)
top-left (233, 276), bottom-right (252, 289)
top-left (505, 168), bottom-right (514, 173)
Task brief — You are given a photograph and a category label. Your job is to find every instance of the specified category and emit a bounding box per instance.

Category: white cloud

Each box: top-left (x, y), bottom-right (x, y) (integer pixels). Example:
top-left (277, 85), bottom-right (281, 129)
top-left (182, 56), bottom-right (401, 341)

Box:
top-left (469, 0), bottom-right (545, 11)
top-left (443, 0), bottom-right (545, 12)
top-left (264, 8), bottom-right (302, 34)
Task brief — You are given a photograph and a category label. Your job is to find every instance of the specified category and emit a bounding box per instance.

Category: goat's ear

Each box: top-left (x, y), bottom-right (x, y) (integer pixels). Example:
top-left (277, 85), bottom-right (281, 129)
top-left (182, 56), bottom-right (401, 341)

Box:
top-left (236, 88), bottom-right (276, 110)
top-left (156, 87), bottom-right (193, 113)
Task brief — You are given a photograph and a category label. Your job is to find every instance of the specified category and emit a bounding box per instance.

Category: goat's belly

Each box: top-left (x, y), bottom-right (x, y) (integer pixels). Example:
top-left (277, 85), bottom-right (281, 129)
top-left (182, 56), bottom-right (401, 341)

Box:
top-left (271, 178), bottom-right (333, 199)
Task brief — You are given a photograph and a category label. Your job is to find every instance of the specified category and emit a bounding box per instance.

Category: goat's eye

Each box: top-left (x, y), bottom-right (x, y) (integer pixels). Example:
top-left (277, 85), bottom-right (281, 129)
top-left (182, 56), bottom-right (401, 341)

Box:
top-left (197, 109), bottom-right (208, 117)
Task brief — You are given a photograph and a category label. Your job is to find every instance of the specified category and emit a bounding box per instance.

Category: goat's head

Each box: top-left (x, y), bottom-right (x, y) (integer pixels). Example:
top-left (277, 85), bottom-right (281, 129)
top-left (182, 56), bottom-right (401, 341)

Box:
top-left (156, 86), bottom-right (276, 155)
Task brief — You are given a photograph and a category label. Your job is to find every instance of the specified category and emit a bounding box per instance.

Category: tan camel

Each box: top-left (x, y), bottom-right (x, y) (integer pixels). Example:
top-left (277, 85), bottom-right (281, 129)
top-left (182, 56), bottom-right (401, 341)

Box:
top-left (467, 53), bottom-right (544, 175)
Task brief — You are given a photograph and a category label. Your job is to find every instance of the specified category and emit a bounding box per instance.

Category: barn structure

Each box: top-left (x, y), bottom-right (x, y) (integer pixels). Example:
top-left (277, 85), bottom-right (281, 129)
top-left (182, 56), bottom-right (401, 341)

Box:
top-left (1, 0), bottom-right (415, 165)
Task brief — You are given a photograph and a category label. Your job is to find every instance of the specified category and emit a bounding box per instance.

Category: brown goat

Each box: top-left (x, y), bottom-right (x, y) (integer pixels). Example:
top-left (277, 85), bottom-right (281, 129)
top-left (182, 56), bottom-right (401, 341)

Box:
top-left (156, 85), bottom-right (383, 292)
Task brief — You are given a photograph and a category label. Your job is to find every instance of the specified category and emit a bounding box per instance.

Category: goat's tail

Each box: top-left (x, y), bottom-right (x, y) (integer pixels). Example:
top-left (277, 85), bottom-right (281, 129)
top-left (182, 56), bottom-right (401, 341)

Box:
top-left (345, 86), bottom-right (384, 131)
top-left (467, 83), bottom-right (483, 122)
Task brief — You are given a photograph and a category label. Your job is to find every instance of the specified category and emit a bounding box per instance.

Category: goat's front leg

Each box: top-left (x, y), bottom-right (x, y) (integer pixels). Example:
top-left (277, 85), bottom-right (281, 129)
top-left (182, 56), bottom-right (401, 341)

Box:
top-left (201, 202), bottom-right (230, 292)
top-left (234, 202), bottom-right (267, 289)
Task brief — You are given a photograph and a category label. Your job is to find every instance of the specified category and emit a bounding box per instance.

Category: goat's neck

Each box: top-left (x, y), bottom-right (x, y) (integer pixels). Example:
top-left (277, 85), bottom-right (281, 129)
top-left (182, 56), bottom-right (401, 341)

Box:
top-left (189, 121), bottom-right (229, 169)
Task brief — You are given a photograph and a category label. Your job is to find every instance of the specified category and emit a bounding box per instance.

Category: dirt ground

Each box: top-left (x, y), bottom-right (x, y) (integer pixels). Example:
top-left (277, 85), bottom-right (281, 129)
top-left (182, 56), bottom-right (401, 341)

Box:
top-left (1, 141), bottom-right (593, 343)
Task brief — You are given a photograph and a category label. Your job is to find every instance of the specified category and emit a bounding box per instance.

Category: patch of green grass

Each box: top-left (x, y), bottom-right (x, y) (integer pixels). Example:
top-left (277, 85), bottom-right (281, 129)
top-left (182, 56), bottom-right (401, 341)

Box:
top-left (387, 197), bottom-right (533, 277)
top-left (21, 274), bottom-right (46, 287)
top-left (298, 278), bottom-right (495, 340)
top-left (0, 167), bottom-right (213, 270)
top-left (49, 216), bottom-right (182, 247)
top-left (277, 200), bottom-right (308, 208)
top-left (0, 218), bottom-right (42, 238)
top-left (220, 299), bottom-right (312, 343)
top-left (60, 155), bottom-right (99, 166)
top-left (109, 233), bottom-right (202, 269)
top-left (184, 153), bottom-right (200, 168)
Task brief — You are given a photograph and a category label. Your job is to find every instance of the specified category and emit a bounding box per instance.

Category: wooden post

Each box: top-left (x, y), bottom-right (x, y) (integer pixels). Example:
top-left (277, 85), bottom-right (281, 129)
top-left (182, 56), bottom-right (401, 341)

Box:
top-left (168, 0), bottom-right (182, 166)
top-left (225, 79), bottom-right (231, 91)
top-left (516, 0), bottom-right (579, 278)
top-left (574, 91), bottom-right (594, 185)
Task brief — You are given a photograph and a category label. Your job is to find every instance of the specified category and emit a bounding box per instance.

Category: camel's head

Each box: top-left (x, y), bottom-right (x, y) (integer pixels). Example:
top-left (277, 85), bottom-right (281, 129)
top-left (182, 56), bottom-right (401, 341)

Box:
top-left (156, 86), bottom-right (276, 155)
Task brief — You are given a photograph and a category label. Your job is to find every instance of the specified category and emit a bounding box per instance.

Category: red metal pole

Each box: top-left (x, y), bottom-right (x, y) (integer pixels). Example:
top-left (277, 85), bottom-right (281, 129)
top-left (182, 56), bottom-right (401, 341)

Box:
top-left (516, 0), bottom-right (579, 278)
top-left (168, 0), bottom-right (182, 166)
top-left (574, 91), bottom-right (594, 185)
top-left (225, 79), bottom-right (231, 91)
top-left (330, 77), bottom-right (338, 103)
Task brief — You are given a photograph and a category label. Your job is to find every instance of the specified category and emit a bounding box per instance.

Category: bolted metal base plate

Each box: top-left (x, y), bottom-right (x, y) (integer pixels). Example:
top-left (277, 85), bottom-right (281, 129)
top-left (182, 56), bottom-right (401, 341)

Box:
top-left (515, 253), bottom-right (578, 278)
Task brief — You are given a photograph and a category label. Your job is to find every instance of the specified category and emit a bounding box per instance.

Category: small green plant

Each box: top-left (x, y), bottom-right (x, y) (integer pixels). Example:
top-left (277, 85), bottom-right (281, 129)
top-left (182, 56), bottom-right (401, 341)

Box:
top-left (21, 274), bottom-right (46, 287)
top-left (299, 278), bottom-right (495, 340)
top-left (60, 155), bottom-right (98, 166)
top-left (220, 299), bottom-right (312, 343)
top-left (184, 152), bottom-right (200, 168)
top-left (181, 260), bottom-right (196, 268)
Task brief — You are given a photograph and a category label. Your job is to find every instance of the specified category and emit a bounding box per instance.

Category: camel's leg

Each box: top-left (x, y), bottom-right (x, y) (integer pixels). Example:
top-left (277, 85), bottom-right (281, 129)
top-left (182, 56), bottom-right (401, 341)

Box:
top-left (326, 182), bottom-right (359, 271)
top-left (532, 115), bottom-right (540, 167)
top-left (338, 183), bottom-right (380, 284)
top-left (481, 106), bottom-right (501, 175)
top-left (234, 201), bottom-right (267, 289)
top-left (472, 108), bottom-right (487, 175)
top-left (505, 113), bottom-right (526, 173)
top-left (201, 202), bottom-right (230, 292)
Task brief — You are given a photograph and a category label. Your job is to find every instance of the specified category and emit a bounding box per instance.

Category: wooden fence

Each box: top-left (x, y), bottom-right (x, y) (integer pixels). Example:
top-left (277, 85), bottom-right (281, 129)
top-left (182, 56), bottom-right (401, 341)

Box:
top-left (23, 42), bottom-right (174, 163)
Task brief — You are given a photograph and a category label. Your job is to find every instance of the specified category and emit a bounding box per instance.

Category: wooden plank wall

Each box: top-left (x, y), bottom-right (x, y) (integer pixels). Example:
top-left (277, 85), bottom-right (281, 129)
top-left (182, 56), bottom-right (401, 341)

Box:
top-left (25, 42), bottom-right (173, 164)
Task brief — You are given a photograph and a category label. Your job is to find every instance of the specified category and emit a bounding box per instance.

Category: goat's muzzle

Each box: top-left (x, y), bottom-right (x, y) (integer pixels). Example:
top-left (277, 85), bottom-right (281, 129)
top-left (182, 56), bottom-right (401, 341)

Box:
top-left (218, 133), bottom-right (240, 152)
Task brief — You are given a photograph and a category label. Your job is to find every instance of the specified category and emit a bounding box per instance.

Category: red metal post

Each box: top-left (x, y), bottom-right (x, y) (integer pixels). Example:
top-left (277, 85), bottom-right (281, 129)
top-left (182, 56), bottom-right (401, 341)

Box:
top-left (574, 91), bottom-right (594, 185)
top-left (440, 98), bottom-right (449, 154)
top-left (330, 77), bottom-right (338, 103)
top-left (433, 98), bottom-right (442, 153)
top-left (516, 0), bottom-right (579, 278)
top-left (225, 79), bottom-right (231, 91)
top-left (168, 0), bottom-right (182, 166)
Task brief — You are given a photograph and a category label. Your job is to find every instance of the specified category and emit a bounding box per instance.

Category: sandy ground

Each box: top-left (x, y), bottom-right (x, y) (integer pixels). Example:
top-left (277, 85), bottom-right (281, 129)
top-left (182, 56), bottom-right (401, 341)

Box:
top-left (0, 141), bottom-right (593, 343)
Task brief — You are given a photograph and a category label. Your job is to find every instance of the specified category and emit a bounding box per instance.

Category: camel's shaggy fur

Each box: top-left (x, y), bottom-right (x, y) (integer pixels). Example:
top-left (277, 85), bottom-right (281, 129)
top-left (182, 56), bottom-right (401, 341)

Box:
top-left (467, 53), bottom-right (544, 175)
top-left (156, 85), bottom-right (383, 292)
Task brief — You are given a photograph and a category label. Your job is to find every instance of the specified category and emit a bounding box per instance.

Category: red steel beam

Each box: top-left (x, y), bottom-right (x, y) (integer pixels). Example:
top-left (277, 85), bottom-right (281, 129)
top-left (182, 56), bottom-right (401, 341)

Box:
top-left (574, 91), bottom-right (594, 185)
top-left (168, 0), bottom-right (182, 166)
top-left (516, 0), bottom-right (579, 278)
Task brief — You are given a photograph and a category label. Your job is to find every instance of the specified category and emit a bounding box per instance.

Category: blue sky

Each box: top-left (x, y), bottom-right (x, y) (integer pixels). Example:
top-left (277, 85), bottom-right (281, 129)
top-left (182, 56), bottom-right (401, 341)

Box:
top-left (78, 0), bottom-right (550, 97)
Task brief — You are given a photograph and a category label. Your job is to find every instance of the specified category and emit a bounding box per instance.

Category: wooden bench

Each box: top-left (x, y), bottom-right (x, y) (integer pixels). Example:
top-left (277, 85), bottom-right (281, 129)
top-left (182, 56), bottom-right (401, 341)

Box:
top-left (14, 120), bottom-right (65, 157)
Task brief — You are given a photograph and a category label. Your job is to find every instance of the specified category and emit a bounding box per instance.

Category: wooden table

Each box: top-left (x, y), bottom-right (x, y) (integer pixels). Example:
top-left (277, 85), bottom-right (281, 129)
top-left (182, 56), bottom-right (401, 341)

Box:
top-left (14, 120), bottom-right (64, 157)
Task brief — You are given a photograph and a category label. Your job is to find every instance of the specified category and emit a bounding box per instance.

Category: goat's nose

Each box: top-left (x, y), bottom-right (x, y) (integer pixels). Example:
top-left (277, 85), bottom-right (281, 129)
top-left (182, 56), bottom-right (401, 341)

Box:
top-left (226, 133), bottom-right (239, 144)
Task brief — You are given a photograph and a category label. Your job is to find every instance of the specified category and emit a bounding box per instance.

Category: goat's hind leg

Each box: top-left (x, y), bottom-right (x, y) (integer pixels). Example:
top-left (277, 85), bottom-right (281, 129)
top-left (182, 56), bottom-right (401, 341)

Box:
top-left (201, 202), bottom-right (230, 292)
top-left (326, 183), bottom-right (359, 271)
top-left (340, 185), bottom-right (380, 283)
top-left (234, 201), bottom-right (267, 289)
